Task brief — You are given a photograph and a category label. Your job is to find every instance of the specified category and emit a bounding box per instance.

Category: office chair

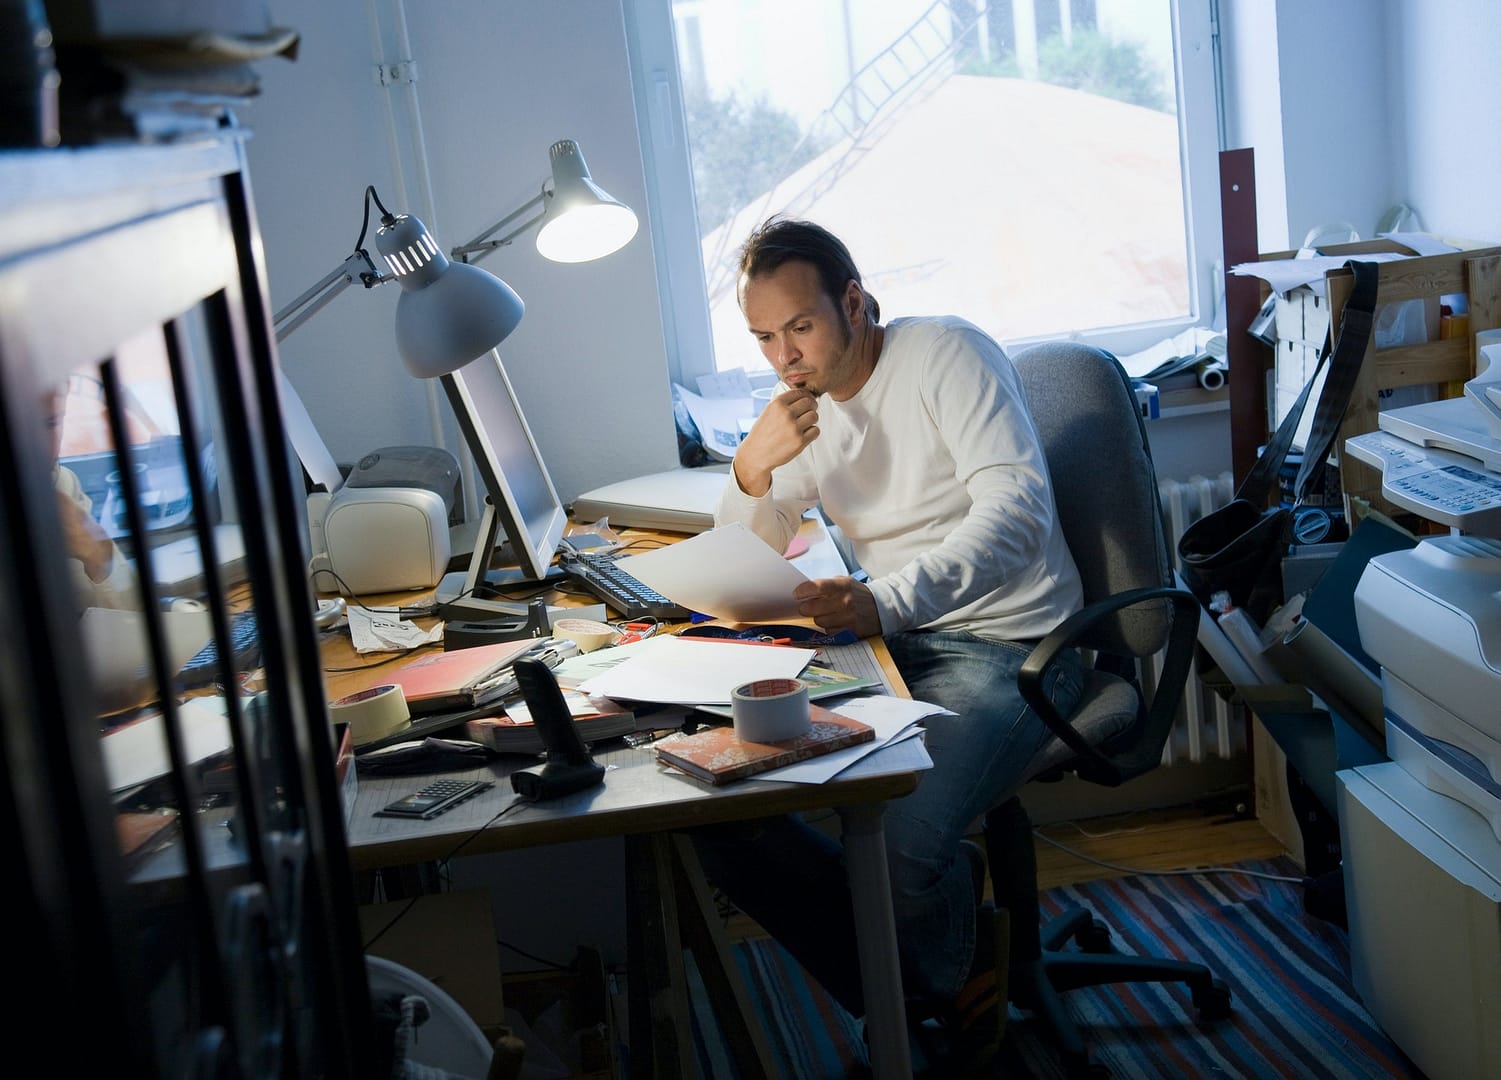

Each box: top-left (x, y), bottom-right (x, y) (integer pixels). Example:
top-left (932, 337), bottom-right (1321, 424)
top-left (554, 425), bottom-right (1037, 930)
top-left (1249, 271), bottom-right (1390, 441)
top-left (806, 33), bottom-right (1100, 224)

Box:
top-left (984, 342), bottom-right (1230, 1077)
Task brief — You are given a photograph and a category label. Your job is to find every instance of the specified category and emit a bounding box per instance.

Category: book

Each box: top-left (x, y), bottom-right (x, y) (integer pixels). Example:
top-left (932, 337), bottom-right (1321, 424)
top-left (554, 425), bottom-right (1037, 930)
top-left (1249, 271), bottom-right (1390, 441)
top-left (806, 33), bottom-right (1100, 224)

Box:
top-left (462, 690), bottom-right (638, 754)
top-left (383, 638), bottom-right (546, 714)
top-left (691, 663), bottom-right (882, 720)
top-left (654, 705), bottom-right (875, 785)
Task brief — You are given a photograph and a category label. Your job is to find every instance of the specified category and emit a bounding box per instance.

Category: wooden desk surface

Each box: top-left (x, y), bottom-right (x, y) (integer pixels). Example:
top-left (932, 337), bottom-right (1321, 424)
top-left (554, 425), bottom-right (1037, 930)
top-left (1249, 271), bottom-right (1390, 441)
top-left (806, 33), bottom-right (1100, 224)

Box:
top-left (320, 515), bottom-right (909, 704)
top-left (328, 513), bottom-right (919, 871)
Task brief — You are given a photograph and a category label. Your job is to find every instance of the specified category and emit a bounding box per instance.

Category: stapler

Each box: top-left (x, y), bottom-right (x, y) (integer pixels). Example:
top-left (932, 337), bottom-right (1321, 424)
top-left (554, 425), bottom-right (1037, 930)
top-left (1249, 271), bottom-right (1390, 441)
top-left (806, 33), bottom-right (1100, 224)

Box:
top-left (444, 597), bottom-right (551, 650)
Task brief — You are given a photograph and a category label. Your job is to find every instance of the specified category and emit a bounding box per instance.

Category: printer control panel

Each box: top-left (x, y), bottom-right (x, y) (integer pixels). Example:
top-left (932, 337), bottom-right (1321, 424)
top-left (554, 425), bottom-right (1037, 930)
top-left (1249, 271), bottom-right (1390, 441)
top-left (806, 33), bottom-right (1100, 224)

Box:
top-left (1345, 429), bottom-right (1501, 533)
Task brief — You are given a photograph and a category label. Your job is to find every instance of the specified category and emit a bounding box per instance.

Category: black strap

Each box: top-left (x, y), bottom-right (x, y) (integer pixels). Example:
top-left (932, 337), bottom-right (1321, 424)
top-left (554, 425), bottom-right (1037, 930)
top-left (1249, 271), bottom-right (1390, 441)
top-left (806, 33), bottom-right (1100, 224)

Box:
top-left (1235, 259), bottom-right (1380, 508)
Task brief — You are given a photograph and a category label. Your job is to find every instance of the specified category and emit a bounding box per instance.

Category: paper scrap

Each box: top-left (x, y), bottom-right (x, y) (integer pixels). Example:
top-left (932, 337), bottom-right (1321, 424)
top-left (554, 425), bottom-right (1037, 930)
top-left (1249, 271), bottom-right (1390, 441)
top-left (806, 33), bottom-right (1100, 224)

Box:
top-left (346, 604), bottom-right (444, 654)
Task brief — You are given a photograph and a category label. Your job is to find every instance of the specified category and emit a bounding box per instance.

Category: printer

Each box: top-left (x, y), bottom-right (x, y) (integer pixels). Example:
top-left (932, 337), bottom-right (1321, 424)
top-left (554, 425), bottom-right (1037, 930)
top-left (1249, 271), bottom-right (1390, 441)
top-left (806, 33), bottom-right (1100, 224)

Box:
top-left (1354, 535), bottom-right (1501, 835)
top-left (1337, 347), bottom-right (1501, 1080)
top-left (309, 445), bottom-right (461, 593)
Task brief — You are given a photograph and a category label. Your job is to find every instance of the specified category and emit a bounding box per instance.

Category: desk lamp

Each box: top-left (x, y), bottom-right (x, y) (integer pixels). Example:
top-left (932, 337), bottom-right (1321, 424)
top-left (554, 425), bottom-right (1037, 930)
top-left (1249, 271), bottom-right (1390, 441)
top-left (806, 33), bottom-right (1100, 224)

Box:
top-left (448, 138), bottom-right (638, 267)
top-left (271, 137), bottom-right (638, 376)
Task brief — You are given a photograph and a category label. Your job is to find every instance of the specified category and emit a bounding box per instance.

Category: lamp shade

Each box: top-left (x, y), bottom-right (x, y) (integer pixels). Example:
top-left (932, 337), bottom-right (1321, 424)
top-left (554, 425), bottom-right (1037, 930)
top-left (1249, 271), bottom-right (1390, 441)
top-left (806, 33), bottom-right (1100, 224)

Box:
top-left (375, 212), bottom-right (525, 377)
top-left (535, 138), bottom-right (639, 263)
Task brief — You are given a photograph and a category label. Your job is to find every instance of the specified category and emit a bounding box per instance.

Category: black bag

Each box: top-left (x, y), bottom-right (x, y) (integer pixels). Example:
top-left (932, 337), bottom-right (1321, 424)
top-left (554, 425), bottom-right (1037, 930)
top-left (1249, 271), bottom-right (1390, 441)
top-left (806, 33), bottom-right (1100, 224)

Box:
top-left (1178, 260), bottom-right (1379, 624)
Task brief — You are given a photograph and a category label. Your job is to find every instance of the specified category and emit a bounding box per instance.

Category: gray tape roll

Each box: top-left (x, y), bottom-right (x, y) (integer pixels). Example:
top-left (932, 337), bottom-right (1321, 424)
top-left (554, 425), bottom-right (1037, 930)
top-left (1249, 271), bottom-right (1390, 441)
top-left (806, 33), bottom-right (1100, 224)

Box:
top-left (731, 677), bottom-right (811, 742)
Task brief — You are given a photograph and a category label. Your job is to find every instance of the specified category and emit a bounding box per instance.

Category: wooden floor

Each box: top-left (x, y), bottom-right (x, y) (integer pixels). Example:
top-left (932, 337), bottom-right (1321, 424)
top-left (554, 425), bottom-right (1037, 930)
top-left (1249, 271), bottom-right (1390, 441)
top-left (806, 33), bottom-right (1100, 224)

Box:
top-left (1029, 802), bottom-right (1291, 892)
top-left (721, 800), bottom-right (1292, 941)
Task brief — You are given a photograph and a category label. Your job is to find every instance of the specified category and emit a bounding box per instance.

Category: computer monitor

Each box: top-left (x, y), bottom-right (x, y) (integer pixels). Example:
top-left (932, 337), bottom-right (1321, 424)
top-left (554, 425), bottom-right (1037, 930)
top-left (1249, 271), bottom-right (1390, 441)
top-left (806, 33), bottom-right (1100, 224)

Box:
top-left (438, 352), bottom-right (570, 615)
top-left (54, 317), bottom-right (247, 600)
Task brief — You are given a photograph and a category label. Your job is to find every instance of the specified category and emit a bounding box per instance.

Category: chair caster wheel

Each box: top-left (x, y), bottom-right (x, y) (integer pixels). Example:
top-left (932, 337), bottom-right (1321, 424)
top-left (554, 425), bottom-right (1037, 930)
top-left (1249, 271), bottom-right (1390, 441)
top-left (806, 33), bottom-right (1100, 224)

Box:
top-left (1193, 978), bottom-right (1233, 1020)
top-left (1063, 1055), bottom-right (1111, 1079)
top-left (1076, 919), bottom-right (1112, 953)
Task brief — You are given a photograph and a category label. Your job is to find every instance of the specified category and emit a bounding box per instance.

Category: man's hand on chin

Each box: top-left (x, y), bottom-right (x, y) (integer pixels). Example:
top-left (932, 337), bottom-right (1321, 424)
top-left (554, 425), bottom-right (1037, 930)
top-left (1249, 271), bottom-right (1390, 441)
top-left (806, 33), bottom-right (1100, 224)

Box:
top-left (793, 576), bottom-right (881, 639)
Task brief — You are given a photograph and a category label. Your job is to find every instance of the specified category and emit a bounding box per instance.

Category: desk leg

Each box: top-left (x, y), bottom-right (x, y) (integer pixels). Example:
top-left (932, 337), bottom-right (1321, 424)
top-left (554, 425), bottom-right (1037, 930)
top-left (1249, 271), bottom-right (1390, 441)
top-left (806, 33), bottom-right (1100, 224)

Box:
top-left (838, 802), bottom-right (912, 1080)
top-left (624, 833), bottom-right (694, 1080)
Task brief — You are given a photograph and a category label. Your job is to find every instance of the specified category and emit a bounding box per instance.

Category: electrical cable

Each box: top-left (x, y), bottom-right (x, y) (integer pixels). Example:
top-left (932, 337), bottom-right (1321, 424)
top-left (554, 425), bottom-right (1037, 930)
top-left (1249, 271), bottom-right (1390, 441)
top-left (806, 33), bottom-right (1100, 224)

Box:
top-left (361, 794), bottom-right (527, 950)
top-left (1032, 829), bottom-right (1304, 885)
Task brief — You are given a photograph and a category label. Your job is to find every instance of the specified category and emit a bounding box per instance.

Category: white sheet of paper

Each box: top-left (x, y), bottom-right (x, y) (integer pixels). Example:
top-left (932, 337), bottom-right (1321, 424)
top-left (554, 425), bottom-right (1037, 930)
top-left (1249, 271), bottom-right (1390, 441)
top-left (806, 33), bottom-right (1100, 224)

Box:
top-left (276, 369), bottom-right (345, 495)
top-left (81, 606), bottom-right (215, 712)
top-left (616, 522), bottom-right (811, 621)
top-left (762, 725), bottom-right (928, 784)
top-left (1230, 251), bottom-right (1410, 297)
top-left (1378, 231), bottom-right (1460, 257)
top-left (577, 635), bottom-right (811, 704)
top-left (675, 383), bottom-right (752, 460)
top-left (101, 696), bottom-right (232, 792)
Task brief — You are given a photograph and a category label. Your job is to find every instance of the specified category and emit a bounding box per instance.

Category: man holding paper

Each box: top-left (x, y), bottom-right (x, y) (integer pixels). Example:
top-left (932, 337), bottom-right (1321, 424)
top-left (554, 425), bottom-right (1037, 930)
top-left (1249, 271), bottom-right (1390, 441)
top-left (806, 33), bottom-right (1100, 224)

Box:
top-left (699, 217), bottom-right (1085, 1056)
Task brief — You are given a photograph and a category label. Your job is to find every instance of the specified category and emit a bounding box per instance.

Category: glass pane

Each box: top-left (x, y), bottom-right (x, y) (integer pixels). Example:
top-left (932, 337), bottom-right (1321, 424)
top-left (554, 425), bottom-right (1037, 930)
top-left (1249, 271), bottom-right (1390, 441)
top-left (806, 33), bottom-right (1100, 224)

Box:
top-left (675, 0), bottom-right (1187, 373)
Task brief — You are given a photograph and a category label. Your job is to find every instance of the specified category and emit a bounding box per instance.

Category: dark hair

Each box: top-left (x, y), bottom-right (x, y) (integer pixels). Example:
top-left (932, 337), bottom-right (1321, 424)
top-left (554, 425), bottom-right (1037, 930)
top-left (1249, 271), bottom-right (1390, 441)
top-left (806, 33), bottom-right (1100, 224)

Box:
top-left (737, 217), bottom-right (880, 323)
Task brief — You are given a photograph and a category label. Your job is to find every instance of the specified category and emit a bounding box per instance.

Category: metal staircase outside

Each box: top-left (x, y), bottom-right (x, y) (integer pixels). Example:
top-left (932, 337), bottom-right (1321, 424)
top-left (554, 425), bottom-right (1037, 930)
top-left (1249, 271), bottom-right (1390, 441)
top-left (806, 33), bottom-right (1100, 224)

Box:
top-left (701, 0), bottom-right (991, 303)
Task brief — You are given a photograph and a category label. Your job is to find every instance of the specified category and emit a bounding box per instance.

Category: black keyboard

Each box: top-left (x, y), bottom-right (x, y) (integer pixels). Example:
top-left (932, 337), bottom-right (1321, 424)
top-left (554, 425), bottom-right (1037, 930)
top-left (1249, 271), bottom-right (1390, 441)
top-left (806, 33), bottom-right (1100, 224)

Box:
top-left (561, 551), bottom-right (691, 622)
top-left (179, 609), bottom-right (262, 688)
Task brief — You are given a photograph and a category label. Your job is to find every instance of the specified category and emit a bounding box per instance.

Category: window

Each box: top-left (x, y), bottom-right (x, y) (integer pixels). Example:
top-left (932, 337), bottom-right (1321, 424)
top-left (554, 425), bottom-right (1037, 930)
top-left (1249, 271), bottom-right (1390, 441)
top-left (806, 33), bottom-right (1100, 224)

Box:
top-left (627, 0), bottom-right (1222, 382)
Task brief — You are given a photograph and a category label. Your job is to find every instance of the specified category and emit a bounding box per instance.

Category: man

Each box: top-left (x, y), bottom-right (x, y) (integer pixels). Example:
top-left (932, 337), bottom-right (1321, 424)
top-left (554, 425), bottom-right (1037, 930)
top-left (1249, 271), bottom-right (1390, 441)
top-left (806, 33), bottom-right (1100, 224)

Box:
top-left (696, 218), bottom-right (1085, 1047)
top-left (47, 385), bottom-right (139, 610)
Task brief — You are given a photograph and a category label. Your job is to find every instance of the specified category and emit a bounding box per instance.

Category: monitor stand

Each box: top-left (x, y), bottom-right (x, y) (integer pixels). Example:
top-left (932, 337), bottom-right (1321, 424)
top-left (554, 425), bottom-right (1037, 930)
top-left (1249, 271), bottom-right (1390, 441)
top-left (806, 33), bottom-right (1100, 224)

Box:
top-left (435, 504), bottom-right (567, 622)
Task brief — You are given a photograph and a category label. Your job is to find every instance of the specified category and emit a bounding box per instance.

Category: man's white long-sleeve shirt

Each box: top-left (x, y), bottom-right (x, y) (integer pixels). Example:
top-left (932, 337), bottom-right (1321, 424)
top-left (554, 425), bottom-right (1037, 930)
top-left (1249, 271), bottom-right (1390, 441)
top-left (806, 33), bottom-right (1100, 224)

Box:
top-left (716, 316), bottom-right (1083, 642)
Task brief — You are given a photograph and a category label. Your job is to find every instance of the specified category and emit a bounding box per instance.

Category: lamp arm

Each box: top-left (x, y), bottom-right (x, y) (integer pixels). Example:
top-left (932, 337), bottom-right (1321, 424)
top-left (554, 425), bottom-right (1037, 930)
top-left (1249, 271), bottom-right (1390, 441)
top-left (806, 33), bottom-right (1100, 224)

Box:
top-left (449, 187), bottom-right (550, 265)
top-left (273, 250), bottom-right (388, 343)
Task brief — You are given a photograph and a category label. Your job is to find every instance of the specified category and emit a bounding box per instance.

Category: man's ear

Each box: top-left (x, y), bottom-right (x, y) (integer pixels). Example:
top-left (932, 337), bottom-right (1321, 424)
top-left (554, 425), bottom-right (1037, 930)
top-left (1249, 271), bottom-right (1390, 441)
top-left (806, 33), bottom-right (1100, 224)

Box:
top-left (843, 279), bottom-right (865, 323)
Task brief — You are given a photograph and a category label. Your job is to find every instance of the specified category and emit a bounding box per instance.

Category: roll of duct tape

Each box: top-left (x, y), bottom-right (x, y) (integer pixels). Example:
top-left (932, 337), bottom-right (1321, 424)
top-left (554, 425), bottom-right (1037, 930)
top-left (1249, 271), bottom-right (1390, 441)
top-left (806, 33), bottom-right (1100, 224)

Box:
top-left (330, 683), bottom-right (411, 746)
top-left (552, 617), bottom-right (621, 653)
top-left (731, 677), bottom-right (811, 742)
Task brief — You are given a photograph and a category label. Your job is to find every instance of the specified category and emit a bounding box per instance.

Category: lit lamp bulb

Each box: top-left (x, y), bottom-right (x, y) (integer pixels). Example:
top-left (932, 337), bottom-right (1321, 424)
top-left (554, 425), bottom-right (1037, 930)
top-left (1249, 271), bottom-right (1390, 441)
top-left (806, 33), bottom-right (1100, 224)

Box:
top-left (535, 139), bottom-right (639, 263)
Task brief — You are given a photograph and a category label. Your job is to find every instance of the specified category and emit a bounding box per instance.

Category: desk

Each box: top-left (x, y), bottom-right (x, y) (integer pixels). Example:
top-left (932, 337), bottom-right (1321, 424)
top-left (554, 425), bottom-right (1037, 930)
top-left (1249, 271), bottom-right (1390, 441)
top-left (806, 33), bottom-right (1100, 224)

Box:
top-left (330, 518), bottom-right (923, 1079)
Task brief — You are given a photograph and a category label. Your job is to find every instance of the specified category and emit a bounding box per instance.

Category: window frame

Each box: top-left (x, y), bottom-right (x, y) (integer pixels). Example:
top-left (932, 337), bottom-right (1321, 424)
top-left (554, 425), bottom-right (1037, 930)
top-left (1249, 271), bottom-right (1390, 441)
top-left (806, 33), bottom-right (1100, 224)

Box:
top-left (624, 0), bottom-right (1224, 387)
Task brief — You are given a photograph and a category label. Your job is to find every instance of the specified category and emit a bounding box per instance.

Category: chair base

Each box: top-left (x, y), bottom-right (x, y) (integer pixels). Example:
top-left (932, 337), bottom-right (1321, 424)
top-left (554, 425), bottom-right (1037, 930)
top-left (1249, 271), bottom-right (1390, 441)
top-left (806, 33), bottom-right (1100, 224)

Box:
top-left (985, 797), bottom-right (1232, 1078)
top-left (1009, 905), bottom-right (1231, 1077)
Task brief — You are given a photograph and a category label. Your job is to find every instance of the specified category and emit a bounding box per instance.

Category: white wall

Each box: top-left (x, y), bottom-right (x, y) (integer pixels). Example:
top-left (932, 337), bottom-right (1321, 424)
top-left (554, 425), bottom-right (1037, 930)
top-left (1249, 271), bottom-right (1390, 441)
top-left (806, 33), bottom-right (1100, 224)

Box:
top-left (1384, 0), bottom-right (1501, 242)
top-left (248, 0), bottom-right (681, 508)
top-left (1221, 0), bottom-right (1499, 251)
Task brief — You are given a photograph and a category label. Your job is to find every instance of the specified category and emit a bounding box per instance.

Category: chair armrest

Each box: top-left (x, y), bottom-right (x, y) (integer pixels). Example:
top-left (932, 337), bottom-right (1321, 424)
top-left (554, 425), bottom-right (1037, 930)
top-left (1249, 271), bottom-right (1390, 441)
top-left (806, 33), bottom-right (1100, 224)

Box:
top-left (1017, 585), bottom-right (1201, 785)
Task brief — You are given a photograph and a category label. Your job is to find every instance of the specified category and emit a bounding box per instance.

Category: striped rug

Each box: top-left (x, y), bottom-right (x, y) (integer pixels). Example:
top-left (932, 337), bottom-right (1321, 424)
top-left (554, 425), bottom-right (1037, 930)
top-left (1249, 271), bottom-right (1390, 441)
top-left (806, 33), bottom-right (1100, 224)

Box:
top-left (693, 858), bottom-right (1426, 1079)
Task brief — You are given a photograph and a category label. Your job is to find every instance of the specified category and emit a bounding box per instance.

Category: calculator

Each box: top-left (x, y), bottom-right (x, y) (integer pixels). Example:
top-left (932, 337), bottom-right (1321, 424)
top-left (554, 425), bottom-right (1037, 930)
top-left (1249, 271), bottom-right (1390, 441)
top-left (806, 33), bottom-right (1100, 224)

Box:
top-left (374, 778), bottom-right (494, 819)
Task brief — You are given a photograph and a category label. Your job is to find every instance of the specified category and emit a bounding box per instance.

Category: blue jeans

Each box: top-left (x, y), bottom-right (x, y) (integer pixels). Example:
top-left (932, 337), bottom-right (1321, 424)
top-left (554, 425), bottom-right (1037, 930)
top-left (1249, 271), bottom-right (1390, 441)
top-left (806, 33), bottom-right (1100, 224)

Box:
top-left (690, 628), bottom-right (1084, 1015)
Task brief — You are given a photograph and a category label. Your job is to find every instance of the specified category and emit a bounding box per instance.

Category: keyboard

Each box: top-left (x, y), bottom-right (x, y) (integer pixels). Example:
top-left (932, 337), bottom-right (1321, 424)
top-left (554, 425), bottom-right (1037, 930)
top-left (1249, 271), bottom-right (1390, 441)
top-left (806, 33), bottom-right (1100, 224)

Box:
top-left (178, 609), bottom-right (262, 689)
top-left (561, 550), bottom-right (691, 622)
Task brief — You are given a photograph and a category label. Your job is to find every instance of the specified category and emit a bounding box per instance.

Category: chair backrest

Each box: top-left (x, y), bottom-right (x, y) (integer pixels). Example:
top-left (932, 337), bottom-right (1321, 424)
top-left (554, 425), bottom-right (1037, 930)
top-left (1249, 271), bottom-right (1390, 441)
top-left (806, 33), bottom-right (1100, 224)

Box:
top-left (1011, 342), bottom-right (1194, 784)
top-left (1012, 342), bottom-right (1175, 658)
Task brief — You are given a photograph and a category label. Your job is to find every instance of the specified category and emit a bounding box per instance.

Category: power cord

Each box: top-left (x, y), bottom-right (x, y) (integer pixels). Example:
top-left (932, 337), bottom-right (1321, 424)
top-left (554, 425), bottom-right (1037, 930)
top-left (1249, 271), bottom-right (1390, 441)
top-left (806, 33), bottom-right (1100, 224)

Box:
top-left (1032, 829), bottom-right (1304, 885)
top-left (360, 794), bottom-right (528, 951)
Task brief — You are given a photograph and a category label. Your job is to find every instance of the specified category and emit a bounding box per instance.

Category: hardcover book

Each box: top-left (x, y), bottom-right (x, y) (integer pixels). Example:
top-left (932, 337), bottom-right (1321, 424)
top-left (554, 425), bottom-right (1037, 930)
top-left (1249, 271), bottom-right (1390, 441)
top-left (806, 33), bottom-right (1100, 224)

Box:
top-left (462, 690), bottom-right (637, 755)
top-left (654, 705), bottom-right (875, 785)
top-left (383, 638), bottom-right (543, 714)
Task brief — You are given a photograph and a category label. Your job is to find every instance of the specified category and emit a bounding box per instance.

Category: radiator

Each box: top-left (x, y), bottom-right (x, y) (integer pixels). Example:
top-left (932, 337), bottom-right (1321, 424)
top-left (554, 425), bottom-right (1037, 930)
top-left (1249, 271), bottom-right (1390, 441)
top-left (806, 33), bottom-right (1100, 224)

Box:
top-left (1149, 471), bottom-right (1247, 765)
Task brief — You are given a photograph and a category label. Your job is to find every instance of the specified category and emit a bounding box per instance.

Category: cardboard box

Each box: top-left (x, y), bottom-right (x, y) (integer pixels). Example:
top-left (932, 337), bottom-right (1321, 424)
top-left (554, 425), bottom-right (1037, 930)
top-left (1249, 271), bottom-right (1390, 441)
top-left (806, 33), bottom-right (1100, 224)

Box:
top-left (359, 889), bottom-right (506, 1037)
